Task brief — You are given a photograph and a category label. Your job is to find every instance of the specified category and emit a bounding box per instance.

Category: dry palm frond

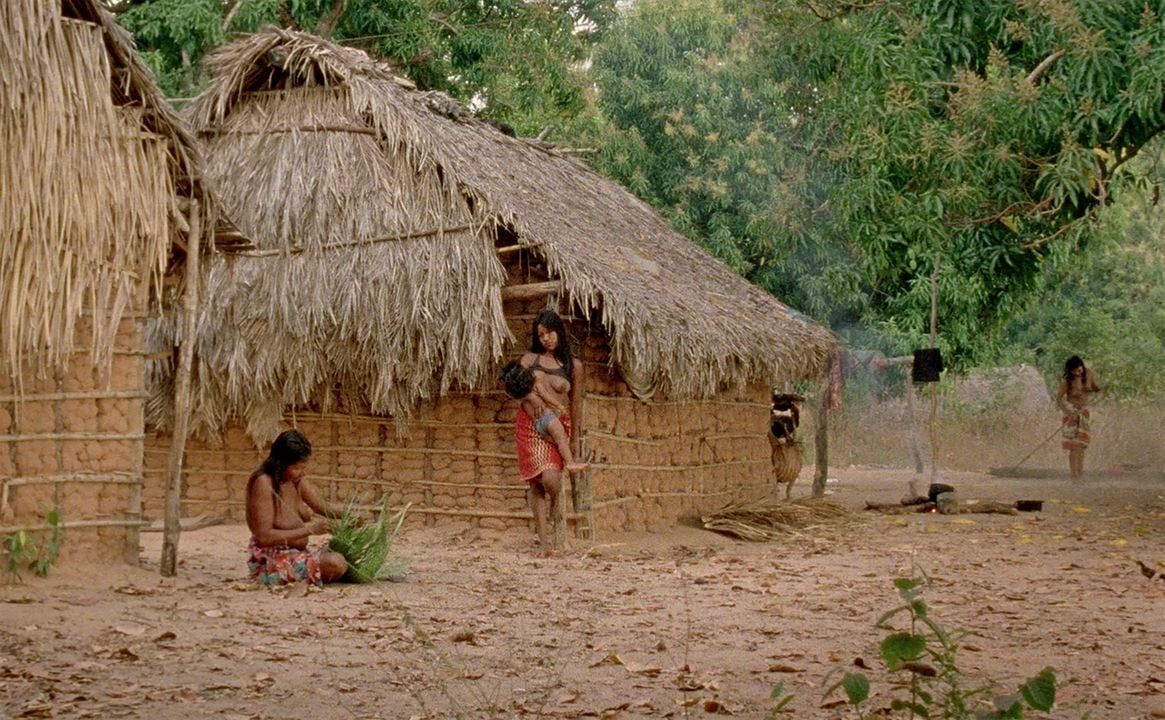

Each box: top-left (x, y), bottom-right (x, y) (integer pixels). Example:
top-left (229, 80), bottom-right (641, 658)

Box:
top-left (701, 498), bottom-right (854, 541)
top-left (328, 499), bottom-right (409, 584)
top-left (1, 0), bottom-right (208, 388)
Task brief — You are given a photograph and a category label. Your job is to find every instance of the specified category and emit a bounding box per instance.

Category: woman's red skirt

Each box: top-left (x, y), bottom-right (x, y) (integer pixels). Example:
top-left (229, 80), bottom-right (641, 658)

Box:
top-left (515, 406), bottom-right (569, 482)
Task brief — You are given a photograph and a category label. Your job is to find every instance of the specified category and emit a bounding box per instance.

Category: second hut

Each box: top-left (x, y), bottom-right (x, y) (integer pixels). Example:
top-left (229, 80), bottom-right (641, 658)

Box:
top-left (143, 29), bottom-right (836, 537)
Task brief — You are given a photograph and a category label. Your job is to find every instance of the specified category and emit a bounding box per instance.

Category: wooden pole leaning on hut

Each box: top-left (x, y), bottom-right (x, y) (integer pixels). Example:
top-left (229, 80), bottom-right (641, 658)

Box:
top-left (161, 200), bottom-right (201, 576)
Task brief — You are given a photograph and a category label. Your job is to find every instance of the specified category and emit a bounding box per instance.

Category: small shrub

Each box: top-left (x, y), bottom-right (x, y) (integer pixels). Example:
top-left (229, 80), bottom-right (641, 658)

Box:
top-left (2, 508), bottom-right (63, 582)
top-left (822, 572), bottom-right (1056, 719)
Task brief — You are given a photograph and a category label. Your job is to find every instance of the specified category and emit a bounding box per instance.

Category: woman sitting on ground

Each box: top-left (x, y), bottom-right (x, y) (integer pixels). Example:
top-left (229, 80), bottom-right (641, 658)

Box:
top-left (245, 429), bottom-right (348, 586)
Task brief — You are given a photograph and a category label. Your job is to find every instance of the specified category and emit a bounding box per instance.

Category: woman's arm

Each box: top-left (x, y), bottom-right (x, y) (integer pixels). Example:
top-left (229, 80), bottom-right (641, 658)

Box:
top-left (246, 474), bottom-right (320, 547)
top-left (300, 480), bottom-right (345, 520)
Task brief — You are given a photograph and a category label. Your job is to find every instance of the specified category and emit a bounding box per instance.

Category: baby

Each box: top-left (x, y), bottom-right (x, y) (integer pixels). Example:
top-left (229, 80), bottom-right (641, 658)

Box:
top-left (500, 361), bottom-right (588, 474)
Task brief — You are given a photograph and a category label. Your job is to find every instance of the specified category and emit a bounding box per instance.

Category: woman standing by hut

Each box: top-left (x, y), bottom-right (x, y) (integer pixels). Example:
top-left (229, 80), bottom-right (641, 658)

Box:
top-left (516, 310), bottom-right (581, 554)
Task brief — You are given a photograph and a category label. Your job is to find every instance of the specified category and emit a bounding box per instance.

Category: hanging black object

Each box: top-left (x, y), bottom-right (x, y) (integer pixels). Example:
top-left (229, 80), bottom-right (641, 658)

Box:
top-left (912, 348), bottom-right (943, 383)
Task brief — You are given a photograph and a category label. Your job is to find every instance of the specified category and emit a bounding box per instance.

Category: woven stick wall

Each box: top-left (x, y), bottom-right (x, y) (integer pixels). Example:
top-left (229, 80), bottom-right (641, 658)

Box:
top-left (581, 334), bottom-right (775, 535)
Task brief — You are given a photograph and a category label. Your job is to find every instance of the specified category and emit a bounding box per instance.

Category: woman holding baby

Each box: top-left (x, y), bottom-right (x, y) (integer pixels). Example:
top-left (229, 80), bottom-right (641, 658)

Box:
top-left (512, 310), bottom-right (582, 555)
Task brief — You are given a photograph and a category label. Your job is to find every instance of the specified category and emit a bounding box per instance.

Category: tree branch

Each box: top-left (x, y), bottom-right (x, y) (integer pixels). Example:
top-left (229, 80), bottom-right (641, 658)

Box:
top-left (1024, 50), bottom-right (1065, 85)
top-left (277, 0), bottom-right (299, 30)
top-left (221, 0), bottom-right (243, 33)
top-left (315, 0), bottom-right (348, 38)
top-left (428, 13), bottom-right (461, 36)
top-left (1020, 215), bottom-right (1083, 250)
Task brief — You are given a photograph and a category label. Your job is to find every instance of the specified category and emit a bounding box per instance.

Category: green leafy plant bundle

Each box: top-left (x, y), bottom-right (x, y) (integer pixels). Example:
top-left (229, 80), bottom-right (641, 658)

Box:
top-left (328, 499), bottom-right (410, 584)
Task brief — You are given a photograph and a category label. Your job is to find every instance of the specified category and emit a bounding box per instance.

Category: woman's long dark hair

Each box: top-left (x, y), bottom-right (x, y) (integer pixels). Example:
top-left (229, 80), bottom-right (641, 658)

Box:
top-left (249, 429), bottom-right (313, 496)
top-left (1063, 355), bottom-right (1086, 382)
top-left (530, 309), bottom-right (573, 377)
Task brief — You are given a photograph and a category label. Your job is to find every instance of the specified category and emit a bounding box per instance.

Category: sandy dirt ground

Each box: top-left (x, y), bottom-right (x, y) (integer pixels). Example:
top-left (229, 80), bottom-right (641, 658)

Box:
top-left (2, 466), bottom-right (1164, 720)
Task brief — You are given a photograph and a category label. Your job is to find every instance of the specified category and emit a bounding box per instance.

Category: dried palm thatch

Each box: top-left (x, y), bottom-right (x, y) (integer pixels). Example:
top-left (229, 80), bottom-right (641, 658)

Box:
top-left (0, 0), bottom-right (206, 387)
top-left (155, 28), bottom-right (835, 440)
top-left (701, 498), bottom-right (854, 541)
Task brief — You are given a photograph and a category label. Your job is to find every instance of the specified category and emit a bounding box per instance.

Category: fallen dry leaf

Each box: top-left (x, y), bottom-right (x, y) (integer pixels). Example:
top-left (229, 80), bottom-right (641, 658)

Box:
top-left (589, 653), bottom-right (623, 668)
top-left (704, 698), bottom-right (733, 714)
top-left (623, 661), bottom-right (661, 676)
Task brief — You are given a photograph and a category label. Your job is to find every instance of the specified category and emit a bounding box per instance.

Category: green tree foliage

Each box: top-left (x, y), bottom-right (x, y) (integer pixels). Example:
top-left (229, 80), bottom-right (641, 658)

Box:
top-left (591, 0), bottom-right (840, 316)
top-left (109, 0), bottom-right (614, 137)
top-left (592, 0), bottom-right (1165, 363)
top-left (1000, 148), bottom-right (1165, 400)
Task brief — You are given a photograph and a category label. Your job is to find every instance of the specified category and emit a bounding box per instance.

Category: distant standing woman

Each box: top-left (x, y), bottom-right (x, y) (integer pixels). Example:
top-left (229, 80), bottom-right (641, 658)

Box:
top-left (515, 310), bottom-right (582, 554)
top-left (1056, 356), bottom-right (1101, 480)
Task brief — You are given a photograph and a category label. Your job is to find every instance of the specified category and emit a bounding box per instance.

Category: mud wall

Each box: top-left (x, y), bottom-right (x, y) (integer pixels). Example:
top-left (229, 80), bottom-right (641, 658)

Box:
top-left (142, 376), bottom-right (774, 540)
top-left (143, 391), bottom-right (534, 534)
top-left (1, 316), bottom-right (146, 564)
top-left (577, 332), bottom-right (775, 535)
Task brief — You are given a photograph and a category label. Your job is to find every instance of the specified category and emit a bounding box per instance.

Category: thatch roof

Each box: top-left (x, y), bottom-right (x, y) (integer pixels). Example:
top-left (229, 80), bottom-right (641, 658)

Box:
top-left (164, 28), bottom-right (835, 439)
top-left (0, 0), bottom-right (207, 383)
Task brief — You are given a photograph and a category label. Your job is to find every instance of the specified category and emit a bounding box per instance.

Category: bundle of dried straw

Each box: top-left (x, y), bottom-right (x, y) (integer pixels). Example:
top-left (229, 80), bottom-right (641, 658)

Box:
top-left (701, 498), bottom-right (854, 541)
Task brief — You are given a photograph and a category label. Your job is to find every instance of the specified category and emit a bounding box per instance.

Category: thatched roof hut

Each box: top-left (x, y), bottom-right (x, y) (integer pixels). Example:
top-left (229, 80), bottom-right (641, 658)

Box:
top-left (1, 0), bottom-right (207, 383)
top-left (1, 0), bottom-right (210, 562)
top-left (163, 28), bottom-right (834, 440)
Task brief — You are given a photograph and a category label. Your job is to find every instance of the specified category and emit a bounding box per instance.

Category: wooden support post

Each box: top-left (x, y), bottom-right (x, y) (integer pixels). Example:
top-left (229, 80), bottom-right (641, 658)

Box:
top-left (570, 363), bottom-right (592, 540)
top-left (51, 368), bottom-right (65, 548)
top-left (928, 252), bottom-right (941, 486)
top-left (904, 373), bottom-right (925, 475)
top-left (125, 326), bottom-right (145, 564)
top-left (811, 354), bottom-right (833, 498)
top-left (328, 420), bottom-right (339, 505)
top-left (500, 280), bottom-right (562, 302)
top-left (161, 199), bottom-right (201, 577)
top-left (423, 427), bottom-right (435, 526)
